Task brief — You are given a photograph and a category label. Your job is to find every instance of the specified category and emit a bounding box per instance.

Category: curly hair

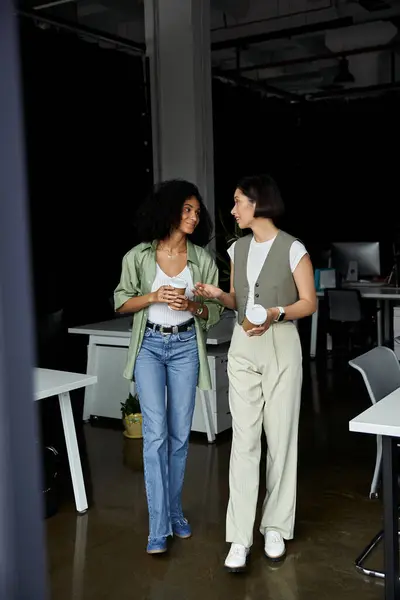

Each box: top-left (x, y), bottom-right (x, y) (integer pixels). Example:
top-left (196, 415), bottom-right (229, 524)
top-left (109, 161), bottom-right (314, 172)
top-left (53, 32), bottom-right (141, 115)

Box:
top-left (135, 179), bottom-right (213, 247)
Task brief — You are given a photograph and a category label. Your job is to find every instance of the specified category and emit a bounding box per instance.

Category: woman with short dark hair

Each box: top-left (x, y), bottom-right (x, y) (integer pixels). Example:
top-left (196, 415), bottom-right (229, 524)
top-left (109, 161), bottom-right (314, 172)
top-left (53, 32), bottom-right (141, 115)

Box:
top-left (114, 179), bottom-right (222, 555)
top-left (195, 174), bottom-right (317, 572)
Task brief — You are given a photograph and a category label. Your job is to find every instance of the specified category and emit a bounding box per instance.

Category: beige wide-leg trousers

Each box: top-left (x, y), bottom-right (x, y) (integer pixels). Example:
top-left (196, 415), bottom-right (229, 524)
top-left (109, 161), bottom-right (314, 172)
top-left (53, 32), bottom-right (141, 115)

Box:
top-left (226, 321), bottom-right (303, 548)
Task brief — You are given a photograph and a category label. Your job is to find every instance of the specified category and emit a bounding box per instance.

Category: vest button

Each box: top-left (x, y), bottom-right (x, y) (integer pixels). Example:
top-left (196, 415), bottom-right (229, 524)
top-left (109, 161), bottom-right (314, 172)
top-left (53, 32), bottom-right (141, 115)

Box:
top-left (255, 293), bottom-right (259, 298)
top-left (255, 282), bottom-right (259, 287)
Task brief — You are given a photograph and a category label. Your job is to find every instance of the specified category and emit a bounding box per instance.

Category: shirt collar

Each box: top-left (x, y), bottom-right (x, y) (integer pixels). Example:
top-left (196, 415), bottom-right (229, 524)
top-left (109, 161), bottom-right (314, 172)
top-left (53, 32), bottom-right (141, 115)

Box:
top-left (141, 239), bottom-right (199, 266)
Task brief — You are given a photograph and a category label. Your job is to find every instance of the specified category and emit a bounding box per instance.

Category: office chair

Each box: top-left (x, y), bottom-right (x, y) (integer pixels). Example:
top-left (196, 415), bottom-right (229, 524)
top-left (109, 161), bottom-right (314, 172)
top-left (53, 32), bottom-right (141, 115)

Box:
top-left (325, 288), bottom-right (374, 356)
top-left (349, 346), bottom-right (400, 578)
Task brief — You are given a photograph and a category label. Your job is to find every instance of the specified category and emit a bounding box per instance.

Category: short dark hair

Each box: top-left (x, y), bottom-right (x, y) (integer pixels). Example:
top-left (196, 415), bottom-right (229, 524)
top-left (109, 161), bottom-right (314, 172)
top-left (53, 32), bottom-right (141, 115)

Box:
top-left (135, 179), bottom-right (213, 247)
top-left (236, 174), bottom-right (284, 220)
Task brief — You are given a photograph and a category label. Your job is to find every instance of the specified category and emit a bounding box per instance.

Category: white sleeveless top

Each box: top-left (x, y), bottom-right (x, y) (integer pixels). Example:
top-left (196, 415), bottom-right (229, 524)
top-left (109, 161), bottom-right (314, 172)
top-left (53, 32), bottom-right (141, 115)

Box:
top-left (147, 264), bottom-right (194, 326)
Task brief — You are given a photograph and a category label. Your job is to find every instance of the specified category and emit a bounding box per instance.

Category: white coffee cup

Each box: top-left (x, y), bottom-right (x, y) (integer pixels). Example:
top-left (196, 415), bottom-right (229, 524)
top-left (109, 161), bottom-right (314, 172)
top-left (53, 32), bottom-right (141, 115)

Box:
top-left (168, 277), bottom-right (187, 310)
top-left (242, 304), bottom-right (267, 332)
top-left (169, 277), bottom-right (187, 295)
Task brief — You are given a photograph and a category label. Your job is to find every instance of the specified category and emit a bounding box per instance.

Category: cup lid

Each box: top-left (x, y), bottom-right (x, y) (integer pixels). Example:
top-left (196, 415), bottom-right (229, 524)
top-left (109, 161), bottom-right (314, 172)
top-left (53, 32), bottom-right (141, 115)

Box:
top-left (170, 277), bottom-right (187, 289)
top-left (245, 304), bottom-right (267, 325)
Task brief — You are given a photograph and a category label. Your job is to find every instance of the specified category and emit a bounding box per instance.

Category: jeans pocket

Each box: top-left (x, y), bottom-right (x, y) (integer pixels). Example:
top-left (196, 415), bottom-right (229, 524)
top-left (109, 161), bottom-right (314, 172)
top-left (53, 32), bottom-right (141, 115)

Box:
top-left (177, 328), bottom-right (196, 343)
top-left (143, 327), bottom-right (152, 338)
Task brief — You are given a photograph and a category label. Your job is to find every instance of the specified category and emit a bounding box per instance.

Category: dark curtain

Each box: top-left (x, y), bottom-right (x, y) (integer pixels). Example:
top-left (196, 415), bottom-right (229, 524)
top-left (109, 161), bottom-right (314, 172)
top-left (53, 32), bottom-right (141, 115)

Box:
top-left (213, 78), bottom-right (400, 278)
top-left (19, 18), bottom-right (153, 328)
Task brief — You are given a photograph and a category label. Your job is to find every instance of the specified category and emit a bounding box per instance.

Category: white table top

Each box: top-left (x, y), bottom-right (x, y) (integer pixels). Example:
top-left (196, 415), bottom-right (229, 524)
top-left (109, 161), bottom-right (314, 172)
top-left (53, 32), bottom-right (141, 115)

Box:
top-left (317, 285), bottom-right (400, 300)
top-left (349, 388), bottom-right (400, 437)
top-left (68, 312), bottom-right (235, 345)
top-left (34, 368), bottom-right (97, 400)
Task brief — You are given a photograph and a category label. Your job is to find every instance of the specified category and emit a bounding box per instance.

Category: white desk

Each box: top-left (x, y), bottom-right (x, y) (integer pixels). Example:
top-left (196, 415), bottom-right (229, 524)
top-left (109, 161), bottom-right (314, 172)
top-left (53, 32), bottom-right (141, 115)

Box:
top-left (311, 286), bottom-right (400, 358)
top-left (68, 313), bottom-right (235, 442)
top-left (34, 368), bottom-right (97, 513)
top-left (350, 390), bottom-right (400, 600)
top-left (68, 312), bottom-right (235, 345)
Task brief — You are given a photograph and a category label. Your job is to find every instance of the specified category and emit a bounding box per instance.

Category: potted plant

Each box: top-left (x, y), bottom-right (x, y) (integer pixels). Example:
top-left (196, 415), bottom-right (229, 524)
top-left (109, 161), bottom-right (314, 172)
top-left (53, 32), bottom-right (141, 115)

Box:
top-left (121, 392), bottom-right (143, 439)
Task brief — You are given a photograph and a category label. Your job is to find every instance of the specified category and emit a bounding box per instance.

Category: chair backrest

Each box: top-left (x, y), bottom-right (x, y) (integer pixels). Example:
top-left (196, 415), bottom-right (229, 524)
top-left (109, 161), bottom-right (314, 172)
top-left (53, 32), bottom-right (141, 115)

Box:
top-left (349, 346), bottom-right (400, 405)
top-left (325, 288), bottom-right (362, 322)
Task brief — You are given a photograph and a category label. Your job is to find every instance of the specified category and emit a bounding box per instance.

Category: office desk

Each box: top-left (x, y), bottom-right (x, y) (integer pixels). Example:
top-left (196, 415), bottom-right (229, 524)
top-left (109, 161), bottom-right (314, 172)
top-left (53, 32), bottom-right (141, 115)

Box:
top-left (350, 389), bottom-right (400, 600)
top-left (34, 368), bottom-right (97, 513)
top-left (68, 313), bottom-right (235, 442)
top-left (310, 286), bottom-right (400, 358)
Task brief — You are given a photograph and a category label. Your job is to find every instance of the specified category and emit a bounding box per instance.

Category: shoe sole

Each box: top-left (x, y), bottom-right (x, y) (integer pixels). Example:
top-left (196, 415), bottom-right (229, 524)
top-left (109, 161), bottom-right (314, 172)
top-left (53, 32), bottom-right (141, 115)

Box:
top-left (174, 532), bottom-right (192, 539)
top-left (265, 550), bottom-right (286, 562)
top-left (147, 548), bottom-right (167, 555)
top-left (224, 564), bottom-right (247, 573)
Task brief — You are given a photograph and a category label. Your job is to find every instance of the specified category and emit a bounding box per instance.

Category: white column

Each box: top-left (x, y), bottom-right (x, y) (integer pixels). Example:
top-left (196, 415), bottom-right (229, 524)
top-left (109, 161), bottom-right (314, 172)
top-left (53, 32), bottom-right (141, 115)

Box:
top-left (144, 0), bottom-right (215, 235)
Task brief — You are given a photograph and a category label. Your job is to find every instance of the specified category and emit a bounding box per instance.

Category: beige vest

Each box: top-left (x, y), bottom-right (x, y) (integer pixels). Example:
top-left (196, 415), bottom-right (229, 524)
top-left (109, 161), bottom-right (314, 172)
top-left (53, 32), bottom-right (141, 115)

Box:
top-left (233, 230), bottom-right (299, 324)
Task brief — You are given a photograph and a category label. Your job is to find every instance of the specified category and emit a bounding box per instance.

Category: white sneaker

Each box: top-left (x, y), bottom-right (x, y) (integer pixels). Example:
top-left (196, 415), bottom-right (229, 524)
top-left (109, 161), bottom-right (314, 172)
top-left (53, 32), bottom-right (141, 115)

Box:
top-left (224, 543), bottom-right (249, 572)
top-left (264, 530), bottom-right (286, 561)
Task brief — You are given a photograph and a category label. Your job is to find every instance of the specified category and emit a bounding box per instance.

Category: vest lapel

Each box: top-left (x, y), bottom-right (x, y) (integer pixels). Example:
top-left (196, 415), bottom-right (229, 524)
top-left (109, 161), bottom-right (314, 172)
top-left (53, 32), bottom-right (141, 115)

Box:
top-left (238, 234), bottom-right (252, 294)
top-left (255, 230), bottom-right (283, 283)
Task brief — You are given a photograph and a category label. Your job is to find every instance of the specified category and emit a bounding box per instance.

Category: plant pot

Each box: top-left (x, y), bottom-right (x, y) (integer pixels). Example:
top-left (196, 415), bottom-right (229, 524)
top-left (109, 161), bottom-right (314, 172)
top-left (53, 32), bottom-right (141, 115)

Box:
top-left (123, 412), bottom-right (143, 439)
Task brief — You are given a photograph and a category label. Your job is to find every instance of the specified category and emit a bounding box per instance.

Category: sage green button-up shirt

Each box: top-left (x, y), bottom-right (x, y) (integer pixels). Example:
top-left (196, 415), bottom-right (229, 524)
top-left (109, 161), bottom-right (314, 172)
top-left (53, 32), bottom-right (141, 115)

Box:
top-left (114, 240), bottom-right (223, 390)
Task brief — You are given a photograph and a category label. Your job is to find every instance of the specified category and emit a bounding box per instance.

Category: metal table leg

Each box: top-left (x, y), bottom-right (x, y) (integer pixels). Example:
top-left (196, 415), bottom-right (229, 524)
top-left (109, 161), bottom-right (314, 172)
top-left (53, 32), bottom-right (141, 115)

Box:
top-left (200, 390), bottom-right (215, 443)
top-left (59, 392), bottom-right (88, 513)
top-left (383, 436), bottom-right (399, 600)
top-left (310, 298), bottom-right (319, 358)
top-left (377, 300), bottom-right (383, 346)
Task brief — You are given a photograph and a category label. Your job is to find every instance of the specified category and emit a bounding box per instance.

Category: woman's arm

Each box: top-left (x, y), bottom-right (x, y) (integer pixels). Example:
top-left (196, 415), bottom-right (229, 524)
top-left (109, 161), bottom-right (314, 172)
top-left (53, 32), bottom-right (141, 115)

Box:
top-left (168, 296), bottom-right (209, 320)
top-left (114, 253), bottom-right (177, 314)
top-left (270, 254), bottom-right (317, 321)
top-left (191, 254), bottom-right (224, 330)
top-left (249, 254), bottom-right (317, 336)
top-left (116, 293), bottom-right (154, 314)
top-left (117, 286), bottom-right (179, 314)
top-left (195, 261), bottom-right (237, 311)
top-left (219, 262), bottom-right (237, 310)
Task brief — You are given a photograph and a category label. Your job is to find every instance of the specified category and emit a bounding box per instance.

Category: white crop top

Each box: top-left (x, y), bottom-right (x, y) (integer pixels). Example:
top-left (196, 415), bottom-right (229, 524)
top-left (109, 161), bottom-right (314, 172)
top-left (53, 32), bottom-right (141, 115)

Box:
top-left (147, 264), bottom-right (194, 326)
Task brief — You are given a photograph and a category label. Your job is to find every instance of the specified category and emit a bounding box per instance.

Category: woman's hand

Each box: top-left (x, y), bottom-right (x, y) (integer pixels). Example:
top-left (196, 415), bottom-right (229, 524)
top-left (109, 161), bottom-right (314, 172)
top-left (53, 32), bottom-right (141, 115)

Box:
top-left (193, 283), bottom-right (223, 299)
top-left (151, 285), bottom-right (178, 304)
top-left (247, 308), bottom-right (277, 337)
top-left (168, 295), bottom-right (190, 311)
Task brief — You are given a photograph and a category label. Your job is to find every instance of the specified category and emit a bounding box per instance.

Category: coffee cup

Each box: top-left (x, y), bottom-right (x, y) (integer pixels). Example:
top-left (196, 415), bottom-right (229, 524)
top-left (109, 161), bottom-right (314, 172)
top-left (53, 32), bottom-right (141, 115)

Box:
top-left (169, 277), bottom-right (187, 295)
top-left (168, 277), bottom-right (187, 310)
top-left (242, 304), bottom-right (267, 332)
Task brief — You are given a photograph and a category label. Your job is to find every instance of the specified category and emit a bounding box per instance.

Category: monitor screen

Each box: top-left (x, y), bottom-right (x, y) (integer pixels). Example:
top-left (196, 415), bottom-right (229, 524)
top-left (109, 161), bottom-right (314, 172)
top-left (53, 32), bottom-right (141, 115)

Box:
top-left (331, 242), bottom-right (380, 279)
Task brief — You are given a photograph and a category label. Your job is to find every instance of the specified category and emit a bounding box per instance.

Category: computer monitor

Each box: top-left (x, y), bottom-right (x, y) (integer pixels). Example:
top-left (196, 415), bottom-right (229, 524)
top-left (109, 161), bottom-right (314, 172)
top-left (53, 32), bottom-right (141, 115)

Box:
top-left (331, 242), bottom-right (381, 281)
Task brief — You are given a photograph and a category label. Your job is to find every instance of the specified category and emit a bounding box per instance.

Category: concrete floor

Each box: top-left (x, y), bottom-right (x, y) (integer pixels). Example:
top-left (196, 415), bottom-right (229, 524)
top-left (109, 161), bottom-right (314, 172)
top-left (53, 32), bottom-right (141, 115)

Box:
top-left (46, 359), bottom-right (391, 600)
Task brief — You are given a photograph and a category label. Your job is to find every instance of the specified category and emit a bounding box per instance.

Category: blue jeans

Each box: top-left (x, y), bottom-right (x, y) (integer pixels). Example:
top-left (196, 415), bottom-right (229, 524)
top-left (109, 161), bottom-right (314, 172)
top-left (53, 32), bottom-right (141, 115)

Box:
top-left (134, 324), bottom-right (199, 542)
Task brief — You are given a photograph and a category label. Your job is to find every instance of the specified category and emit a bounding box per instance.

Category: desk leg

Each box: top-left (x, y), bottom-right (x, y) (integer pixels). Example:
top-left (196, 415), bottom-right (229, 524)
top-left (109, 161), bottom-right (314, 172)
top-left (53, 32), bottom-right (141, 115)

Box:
top-left (200, 390), bottom-right (216, 444)
top-left (310, 298), bottom-right (319, 358)
top-left (382, 436), bottom-right (399, 600)
top-left (83, 341), bottom-right (98, 421)
top-left (72, 513), bottom-right (88, 600)
top-left (59, 392), bottom-right (88, 513)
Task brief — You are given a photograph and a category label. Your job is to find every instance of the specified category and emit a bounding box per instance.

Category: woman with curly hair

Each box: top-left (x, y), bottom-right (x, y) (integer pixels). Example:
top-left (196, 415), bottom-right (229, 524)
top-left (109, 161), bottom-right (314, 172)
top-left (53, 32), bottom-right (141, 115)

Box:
top-left (114, 179), bottom-right (222, 555)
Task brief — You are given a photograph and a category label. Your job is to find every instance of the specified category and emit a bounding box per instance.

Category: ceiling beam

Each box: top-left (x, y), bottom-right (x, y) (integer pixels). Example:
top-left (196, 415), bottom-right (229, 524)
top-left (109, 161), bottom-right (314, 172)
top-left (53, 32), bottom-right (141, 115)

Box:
top-left (16, 8), bottom-right (146, 53)
top-left (213, 67), bottom-right (301, 102)
top-left (211, 17), bottom-right (354, 51)
top-left (307, 80), bottom-right (400, 99)
top-left (219, 41), bottom-right (400, 74)
top-left (32, 0), bottom-right (75, 10)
